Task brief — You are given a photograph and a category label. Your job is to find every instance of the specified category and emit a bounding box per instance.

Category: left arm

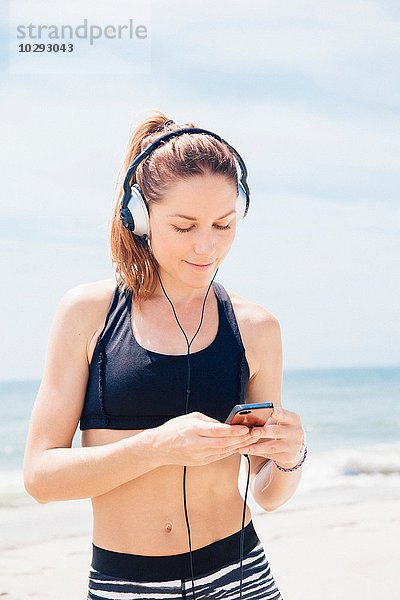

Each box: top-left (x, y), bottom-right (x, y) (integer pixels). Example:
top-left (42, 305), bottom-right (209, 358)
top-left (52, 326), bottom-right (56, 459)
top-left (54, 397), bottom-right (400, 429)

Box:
top-left (241, 310), bottom-right (305, 512)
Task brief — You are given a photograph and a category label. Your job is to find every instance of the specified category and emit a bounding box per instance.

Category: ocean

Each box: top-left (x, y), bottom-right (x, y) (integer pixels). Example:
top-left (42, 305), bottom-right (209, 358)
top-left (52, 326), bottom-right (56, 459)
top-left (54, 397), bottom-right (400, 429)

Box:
top-left (1, 366), bottom-right (399, 511)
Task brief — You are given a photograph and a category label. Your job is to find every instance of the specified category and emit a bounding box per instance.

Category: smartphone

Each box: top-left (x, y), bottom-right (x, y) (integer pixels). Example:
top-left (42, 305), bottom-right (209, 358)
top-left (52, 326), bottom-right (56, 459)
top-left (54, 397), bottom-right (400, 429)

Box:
top-left (225, 402), bottom-right (274, 429)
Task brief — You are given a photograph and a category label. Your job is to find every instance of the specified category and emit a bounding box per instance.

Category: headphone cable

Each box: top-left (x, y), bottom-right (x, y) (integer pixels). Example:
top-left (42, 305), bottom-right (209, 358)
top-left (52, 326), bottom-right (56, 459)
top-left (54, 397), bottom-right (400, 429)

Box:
top-left (144, 237), bottom-right (250, 600)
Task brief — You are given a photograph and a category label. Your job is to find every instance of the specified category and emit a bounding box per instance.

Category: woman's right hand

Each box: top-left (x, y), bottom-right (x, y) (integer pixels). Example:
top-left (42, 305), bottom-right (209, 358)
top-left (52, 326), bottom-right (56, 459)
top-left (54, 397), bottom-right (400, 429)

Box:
top-left (154, 411), bottom-right (261, 466)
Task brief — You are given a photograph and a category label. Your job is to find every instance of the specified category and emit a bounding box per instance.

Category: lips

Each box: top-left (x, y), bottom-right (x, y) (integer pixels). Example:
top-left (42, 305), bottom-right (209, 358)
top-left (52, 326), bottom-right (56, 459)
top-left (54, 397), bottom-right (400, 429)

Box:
top-left (186, 261), bottom-right (213, 266)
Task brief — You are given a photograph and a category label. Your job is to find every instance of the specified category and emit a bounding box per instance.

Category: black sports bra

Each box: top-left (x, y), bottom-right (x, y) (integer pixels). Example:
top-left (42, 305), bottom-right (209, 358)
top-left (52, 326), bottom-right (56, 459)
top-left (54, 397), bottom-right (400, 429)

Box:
top-left (79, 280), bottom-right (250, 430)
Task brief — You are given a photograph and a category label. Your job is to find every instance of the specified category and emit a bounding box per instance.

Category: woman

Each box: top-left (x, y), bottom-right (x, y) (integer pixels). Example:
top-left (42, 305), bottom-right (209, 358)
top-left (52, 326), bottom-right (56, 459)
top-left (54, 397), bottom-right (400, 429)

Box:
top-left (23, 112), bottom-right (307, 599)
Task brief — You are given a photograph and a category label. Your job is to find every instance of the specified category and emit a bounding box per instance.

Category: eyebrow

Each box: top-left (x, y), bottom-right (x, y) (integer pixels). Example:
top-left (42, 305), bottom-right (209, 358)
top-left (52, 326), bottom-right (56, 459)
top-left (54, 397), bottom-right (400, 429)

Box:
top-left (167, 210), bottom-right (236, 221)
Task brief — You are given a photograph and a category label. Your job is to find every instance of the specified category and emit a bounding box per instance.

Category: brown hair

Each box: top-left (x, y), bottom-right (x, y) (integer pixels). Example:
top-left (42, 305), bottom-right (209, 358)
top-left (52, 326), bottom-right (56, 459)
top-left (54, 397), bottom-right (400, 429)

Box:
top-left (109, 110), bottom-right (238, 305)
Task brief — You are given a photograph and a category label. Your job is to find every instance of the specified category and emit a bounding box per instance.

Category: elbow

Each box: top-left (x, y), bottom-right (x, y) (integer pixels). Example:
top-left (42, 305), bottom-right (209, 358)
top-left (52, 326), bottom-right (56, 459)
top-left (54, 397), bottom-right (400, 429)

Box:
top-left (25, 485), bottom-right (50, 505)
top-left (261, 502), bottom-right (283, 513)
top-left (32, 495), bottom-right (50, 505)
top-left (252, 483), bottom-right (291, 513)
top-left (23, 472), bottom-right (49, 504)
top-left (251, 490), bottom-right (277, 513)
top-left (257, 492), bottom-right (296, 513)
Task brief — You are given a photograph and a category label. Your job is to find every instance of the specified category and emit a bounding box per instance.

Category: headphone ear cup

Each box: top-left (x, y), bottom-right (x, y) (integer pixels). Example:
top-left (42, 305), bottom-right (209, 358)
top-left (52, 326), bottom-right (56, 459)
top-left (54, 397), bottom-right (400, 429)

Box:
top-left (236, 183), bottom-right (249, 220)
top-left (121, 183), bottom-right (150, 238)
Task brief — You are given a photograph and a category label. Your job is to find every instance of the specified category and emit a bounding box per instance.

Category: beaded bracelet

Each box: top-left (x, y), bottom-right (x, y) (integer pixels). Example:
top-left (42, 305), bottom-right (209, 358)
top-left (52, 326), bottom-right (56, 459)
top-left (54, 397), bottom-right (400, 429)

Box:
top-left (273, 444), bottom-right (308, 472)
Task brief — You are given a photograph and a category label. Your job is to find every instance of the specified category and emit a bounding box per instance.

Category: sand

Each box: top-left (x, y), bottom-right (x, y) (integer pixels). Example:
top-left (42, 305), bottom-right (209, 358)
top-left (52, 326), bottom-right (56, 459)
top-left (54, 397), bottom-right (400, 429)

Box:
top-left (0, 479), bottom-right (399, 599)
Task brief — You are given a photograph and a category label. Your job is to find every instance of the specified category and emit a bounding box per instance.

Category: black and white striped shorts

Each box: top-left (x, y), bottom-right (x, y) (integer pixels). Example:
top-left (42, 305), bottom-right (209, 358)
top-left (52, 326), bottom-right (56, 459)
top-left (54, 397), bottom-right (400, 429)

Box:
top-left (87, 520), bottom-right (283, 599)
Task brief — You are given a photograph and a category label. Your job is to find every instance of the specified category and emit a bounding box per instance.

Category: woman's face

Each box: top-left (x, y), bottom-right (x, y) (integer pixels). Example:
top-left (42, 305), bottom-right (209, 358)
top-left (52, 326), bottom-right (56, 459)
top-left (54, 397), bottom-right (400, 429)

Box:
top-left (147, 172), bottom-right (238, 298)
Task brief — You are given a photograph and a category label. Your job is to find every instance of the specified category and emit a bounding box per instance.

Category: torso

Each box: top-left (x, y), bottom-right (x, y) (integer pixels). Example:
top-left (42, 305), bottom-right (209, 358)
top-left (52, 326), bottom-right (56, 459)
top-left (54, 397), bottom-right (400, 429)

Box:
top-left (81, 277), bottom-right (261, 555)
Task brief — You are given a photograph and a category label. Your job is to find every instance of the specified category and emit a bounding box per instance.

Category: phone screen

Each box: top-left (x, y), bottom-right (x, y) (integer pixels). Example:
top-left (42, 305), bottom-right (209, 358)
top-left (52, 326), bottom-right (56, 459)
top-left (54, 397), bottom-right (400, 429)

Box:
top-left (224, 402), bottom-right (274, 428)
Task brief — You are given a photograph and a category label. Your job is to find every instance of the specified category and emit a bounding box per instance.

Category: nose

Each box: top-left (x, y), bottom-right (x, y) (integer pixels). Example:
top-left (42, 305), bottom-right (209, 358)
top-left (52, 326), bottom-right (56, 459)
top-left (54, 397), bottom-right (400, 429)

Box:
top-left (192, 229), bottom-right (216, 258)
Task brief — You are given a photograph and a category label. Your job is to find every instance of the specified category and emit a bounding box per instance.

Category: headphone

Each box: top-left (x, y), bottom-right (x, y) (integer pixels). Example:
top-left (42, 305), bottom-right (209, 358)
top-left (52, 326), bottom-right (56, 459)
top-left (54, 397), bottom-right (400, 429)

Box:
top-left (119, 126), bottom-right (250, 238)
top-left (119, 124), bottom-right (252, 600)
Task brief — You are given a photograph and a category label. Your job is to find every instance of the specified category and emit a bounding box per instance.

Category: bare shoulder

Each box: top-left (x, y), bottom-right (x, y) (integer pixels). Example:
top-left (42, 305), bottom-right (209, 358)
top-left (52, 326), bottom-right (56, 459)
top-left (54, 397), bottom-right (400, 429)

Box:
top-left (61, 277), bottom-right (116, 316)
top-left (225, 288), bottom-right (280, 330)
top-left (59, 277), bottom-right (117, 360)
top-left (224, 288), bottom-right (281, 379)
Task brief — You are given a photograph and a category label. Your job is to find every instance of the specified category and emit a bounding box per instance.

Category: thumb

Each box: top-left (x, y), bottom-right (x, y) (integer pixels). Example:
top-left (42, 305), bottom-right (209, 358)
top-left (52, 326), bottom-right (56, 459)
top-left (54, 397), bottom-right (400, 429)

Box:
top-left (195, 412), bottom-right (220, 423)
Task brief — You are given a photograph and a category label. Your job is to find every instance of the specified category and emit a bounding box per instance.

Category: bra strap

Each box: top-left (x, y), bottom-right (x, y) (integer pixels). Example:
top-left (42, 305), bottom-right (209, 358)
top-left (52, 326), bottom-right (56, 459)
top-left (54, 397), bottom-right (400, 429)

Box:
top-left (213, 281), bottom-right (249, 403)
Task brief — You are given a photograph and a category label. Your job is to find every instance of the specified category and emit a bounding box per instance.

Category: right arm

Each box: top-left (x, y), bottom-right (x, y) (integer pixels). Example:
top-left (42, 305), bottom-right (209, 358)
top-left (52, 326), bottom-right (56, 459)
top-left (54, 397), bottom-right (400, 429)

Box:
top-left (23, 282), bottom-right (166, 504)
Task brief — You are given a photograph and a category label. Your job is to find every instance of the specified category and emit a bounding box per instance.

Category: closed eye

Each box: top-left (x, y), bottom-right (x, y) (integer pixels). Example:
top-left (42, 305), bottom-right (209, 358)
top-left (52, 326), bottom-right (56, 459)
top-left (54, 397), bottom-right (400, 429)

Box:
top-left (172, 224), bottom-right (232, 233)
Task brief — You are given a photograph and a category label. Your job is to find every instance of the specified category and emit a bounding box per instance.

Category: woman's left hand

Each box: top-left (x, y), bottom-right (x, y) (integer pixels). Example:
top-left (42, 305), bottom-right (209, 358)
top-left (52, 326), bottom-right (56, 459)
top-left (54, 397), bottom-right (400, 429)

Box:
top-left (240, 407), bottom-right (305, 468)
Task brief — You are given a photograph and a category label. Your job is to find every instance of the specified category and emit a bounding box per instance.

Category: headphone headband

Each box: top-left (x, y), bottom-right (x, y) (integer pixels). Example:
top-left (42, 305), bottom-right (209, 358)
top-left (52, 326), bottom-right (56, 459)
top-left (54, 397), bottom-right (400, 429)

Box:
top-left (120, 126), bottom-right (251, 237)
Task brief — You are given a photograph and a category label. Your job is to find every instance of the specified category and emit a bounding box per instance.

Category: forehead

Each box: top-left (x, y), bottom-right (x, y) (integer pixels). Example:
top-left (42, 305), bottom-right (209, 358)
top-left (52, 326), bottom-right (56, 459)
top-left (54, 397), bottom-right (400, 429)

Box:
top-left (156, 173), bottom-right (237, 217)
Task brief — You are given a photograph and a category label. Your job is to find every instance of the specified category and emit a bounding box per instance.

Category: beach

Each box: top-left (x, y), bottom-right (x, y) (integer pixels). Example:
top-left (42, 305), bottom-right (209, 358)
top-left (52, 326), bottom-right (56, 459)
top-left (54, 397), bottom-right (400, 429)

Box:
top-left (1, 460), bottom-right (399, 600)
top-left (1, 368), bottom-right (399, 598)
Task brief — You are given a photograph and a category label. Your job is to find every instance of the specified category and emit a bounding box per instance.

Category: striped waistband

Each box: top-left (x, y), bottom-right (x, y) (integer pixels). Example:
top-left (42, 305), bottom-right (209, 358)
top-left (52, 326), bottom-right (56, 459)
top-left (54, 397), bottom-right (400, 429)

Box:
top-left (91, 520), bottom-right (260, 581)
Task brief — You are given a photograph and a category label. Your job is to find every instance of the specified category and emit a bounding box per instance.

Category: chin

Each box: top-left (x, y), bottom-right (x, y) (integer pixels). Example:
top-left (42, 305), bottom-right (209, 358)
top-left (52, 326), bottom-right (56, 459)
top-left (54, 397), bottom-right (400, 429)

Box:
top-left (183, 271), bottom-right (216, 286)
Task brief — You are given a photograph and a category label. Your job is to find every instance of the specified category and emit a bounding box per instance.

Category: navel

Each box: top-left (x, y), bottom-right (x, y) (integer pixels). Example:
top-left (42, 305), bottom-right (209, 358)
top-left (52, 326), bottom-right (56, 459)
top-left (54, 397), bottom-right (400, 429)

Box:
top-left (163, 521), bottom-right (174, 534)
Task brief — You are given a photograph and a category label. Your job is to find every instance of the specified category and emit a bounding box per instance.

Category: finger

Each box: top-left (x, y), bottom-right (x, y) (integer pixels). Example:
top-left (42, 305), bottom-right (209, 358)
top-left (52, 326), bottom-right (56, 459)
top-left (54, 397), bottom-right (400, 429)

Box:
top-left (206, 440), bottom-right (253, 459)
top-left (213, 432), bottom-right (261, 450)
top-left (258, 424), bottom-right (287, 439)
top-left (203, 447), bottom-right (240, 463)
top-left (199, 423), bottom-right (250, 437)
top-left (240, 440), bottom-right (285, 455)
top-left (195, 412), bottom-right (223, 423)
top-left (271, 407), bottom-right (300, 425)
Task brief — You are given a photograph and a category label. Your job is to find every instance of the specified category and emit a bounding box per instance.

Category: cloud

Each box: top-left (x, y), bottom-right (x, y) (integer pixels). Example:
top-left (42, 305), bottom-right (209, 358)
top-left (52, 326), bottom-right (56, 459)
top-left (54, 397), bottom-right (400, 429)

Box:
top-left (1, 0), bottom-right (399, 377)
top-left (150, 0), bottom-right (400, 112)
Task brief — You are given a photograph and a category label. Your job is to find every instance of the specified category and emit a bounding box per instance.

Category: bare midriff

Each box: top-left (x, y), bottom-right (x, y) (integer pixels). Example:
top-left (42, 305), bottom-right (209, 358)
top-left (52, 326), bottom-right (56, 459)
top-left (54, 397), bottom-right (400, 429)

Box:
top-left (81, 428), bottom-right (252, 555)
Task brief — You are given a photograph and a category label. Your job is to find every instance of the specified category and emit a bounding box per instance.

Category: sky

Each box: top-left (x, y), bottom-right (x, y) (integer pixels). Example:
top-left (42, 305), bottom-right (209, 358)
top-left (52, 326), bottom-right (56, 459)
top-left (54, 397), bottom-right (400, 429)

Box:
top-left (0, 0), bottom-right (399, 380)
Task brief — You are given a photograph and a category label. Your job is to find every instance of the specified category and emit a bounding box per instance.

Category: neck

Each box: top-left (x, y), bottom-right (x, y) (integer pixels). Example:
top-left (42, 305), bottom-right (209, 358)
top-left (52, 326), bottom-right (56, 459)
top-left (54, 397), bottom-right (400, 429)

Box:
top-left (148, 262), bottom-right (218, 307)
top-left (152, 279), bottom-right (215, 308)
